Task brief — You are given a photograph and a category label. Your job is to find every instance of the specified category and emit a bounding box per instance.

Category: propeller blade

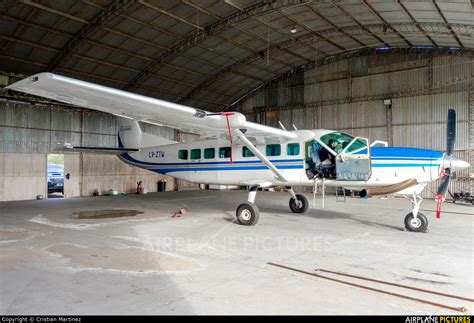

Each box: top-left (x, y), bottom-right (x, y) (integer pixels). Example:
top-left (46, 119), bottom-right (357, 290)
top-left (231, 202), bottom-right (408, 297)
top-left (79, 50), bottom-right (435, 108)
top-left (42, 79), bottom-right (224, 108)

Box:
top-left (446, 109), bottom-right (456, 156)
top-left (436, 170), bottom-right (451, 197)
top-left (435, 173), bottom-right (451, 219)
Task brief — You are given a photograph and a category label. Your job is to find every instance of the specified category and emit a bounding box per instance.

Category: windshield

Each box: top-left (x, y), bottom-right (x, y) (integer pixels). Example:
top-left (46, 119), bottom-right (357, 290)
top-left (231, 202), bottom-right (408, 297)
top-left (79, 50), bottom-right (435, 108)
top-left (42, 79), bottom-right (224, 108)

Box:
top-left (320, 132), bottom-right (366, 154)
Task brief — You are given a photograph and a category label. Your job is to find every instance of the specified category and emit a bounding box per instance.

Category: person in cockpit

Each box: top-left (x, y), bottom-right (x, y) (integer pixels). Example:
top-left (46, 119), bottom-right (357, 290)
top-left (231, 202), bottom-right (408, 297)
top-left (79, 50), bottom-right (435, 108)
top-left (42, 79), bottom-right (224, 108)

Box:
top-left (328, 138), bottom-right (341, 155)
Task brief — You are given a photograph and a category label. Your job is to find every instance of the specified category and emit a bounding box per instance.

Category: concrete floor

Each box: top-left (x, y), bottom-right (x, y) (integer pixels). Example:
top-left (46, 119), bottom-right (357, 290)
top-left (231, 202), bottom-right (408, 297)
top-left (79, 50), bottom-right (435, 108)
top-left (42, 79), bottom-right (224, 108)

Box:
top-left (0, 190), bottom-right (472, 315)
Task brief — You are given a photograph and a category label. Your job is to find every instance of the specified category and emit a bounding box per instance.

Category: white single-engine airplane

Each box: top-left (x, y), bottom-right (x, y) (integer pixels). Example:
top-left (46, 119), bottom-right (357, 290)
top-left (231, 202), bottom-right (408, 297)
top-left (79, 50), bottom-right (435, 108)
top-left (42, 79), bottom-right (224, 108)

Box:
top-left (7, 73), bottom-right (470, 232)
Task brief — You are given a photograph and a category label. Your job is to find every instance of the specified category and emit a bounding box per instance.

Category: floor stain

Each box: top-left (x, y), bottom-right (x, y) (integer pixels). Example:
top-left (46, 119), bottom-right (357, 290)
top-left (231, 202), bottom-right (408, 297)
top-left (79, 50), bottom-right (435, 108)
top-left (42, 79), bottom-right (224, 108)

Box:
top-left (73, 209), bottom-right (143, 219)
top-left (403, 276), bottom-right (452, 285)
top-left (0, 229), bottom-right (31, 243)
top-left (0, 248), bottom-right (37, 266)
top-left (46, 243), bottom-right (202, 273)
top-left (409, 268), bottom-right (452, 278)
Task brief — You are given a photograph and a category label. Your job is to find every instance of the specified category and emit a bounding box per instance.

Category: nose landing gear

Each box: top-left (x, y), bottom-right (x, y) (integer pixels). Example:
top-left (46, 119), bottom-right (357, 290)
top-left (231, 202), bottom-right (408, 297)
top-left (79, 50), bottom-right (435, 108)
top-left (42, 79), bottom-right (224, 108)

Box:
top-left (403, 193), bottom-right (428, 232)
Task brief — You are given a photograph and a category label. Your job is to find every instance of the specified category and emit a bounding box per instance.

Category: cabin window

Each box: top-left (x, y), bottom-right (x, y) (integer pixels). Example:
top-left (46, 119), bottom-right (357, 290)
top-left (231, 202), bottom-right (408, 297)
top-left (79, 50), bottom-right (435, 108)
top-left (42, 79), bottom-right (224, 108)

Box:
top-left (242, 146), bottom-right (255, 157)
top-left (190, 149), bottom-right (201, 160)
top-left (287, 143), bottom-right (300, 156)
top-left (178, 150), bottom-right (188, 160)
top-left (266, 144), bottom-right (281, 156)
top-left (219, 147), bottom-right (231, 158)
top-left (204, 148), bottom-right (215, 159)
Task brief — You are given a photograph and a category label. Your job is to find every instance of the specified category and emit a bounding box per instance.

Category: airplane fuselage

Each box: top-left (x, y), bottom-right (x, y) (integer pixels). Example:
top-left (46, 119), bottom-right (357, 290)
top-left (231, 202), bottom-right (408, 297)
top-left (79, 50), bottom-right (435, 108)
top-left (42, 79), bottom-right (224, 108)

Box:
top-left (118, 130), bottom-right (446, 194)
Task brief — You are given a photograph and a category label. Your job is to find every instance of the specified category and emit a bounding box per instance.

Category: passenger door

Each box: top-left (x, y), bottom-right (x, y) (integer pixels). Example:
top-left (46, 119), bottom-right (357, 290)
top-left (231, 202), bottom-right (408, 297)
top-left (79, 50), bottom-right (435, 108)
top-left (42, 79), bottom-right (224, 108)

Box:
top-left (336, 137), bottom-right (371, 181)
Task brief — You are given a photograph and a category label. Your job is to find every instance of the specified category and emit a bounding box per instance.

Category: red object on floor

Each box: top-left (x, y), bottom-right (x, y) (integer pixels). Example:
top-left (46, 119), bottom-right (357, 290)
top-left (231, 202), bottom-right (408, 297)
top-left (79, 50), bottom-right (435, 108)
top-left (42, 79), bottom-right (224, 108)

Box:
top-left (172, 208), bottom-right (189, 218)
top-left (136, 181), bottom-right (144, 194)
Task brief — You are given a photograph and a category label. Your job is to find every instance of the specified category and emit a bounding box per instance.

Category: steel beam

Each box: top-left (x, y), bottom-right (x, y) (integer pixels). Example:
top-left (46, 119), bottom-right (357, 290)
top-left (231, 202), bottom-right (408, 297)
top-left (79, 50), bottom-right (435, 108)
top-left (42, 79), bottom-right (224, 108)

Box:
top-left (0, 54), bottom-right (226, 108)
top-left (432, 0), bottom-right (464, 48)
top-left (123, 0), bottom-right (294, 90)
top-left (331, 0), bottom-right (389, 48)
top-left (397, 0), bottom-right (437, 47)
top-left (20, 0), bottom-right (263, 85)
top-left (179, 25), bottom-right (473, 104)
top-left (225, 0), bottom-right (327, 58)
top-left (362, 0), bottom-right (412, 47)
top-left (278, 9), bottom-right (346, 51)
top-left (228, 48), bottom-right (473, 110)
top-left (46, 0), bottom-right (137, 71)
top-left (305, 4), bottom-right (367, 48)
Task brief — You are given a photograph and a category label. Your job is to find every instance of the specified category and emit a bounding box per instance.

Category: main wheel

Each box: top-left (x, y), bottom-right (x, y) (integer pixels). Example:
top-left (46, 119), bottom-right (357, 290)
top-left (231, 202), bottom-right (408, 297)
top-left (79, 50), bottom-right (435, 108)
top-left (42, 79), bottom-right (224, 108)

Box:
top-left (289, 194), bottom-right (309, 214)
top-left (404, 212), bottom-right (428, 232)
top-left (236, 202), bottom-right (260, 226)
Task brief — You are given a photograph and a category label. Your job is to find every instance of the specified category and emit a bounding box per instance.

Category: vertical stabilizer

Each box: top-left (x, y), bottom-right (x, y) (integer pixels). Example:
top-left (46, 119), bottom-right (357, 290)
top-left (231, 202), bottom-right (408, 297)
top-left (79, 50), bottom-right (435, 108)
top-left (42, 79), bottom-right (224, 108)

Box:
top-left (117, 118), bottom-right (177, 148)
top-left (118, 118), bottom-right (142, 148)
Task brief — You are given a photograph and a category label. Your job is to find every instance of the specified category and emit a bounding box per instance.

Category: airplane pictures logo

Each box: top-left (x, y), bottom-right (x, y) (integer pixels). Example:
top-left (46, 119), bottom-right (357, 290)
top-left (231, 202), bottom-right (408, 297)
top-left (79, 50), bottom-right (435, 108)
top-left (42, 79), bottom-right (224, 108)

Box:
top-left (406, 317), bottom-right (471, 323)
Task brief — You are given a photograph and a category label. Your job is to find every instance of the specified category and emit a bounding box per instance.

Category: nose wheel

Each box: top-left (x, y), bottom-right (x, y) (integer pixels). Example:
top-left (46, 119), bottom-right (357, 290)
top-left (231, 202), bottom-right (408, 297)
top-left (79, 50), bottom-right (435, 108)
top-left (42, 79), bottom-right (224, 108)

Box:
top-left (403, 193), bottom-right (428, 232)
top-left (404, 212), bottom-right (428, 232)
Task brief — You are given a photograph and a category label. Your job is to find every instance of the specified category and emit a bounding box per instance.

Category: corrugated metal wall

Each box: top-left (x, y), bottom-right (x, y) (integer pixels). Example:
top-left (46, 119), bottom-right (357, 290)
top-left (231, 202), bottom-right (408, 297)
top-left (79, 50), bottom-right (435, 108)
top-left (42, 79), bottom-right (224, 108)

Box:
top-left (240, 51), bottom-right (473, 198)
top-left (0, 99), bottom-right (177, 201)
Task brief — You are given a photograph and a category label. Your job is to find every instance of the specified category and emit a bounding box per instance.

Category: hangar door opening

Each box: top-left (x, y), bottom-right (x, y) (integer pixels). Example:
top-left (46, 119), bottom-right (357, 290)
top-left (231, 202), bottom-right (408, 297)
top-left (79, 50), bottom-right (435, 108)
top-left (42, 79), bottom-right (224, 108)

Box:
top-left (47, 154), bottom-right (64, 198)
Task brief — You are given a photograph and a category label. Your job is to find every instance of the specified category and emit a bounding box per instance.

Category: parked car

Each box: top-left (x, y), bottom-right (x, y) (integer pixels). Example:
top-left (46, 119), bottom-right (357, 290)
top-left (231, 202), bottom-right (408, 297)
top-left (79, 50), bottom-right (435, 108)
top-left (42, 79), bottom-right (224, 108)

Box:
top-left (48, 164), bottom-right (64, 194)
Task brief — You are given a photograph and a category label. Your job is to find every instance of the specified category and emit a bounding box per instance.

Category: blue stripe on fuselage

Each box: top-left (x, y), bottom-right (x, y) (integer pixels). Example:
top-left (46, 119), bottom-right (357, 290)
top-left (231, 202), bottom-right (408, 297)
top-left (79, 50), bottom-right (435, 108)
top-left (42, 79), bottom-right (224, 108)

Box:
top-left (370, 147), bottom-right (443, 159)
top-left (150, 165), bottom-right (303, 174)
top-left (118, 142), bottom-right (443, 174)
top-left (120, 151), bottom-right (304, 166)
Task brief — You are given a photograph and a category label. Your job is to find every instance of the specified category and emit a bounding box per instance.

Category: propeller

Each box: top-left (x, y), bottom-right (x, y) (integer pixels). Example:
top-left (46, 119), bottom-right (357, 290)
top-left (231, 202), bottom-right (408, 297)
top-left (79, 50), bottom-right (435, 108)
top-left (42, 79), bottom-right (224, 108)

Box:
top-left (435, 109), bottom-right (456, 218)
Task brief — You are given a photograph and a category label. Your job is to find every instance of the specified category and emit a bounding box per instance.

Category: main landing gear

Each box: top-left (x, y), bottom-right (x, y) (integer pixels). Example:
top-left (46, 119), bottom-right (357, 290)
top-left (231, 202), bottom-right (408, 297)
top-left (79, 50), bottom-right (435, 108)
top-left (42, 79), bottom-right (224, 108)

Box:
top-left (403, 193), bottom-right (428, 232)
top-left (288, 187), bottom-right (309, 213)
top-left (236, 186), bottom-right (310, 226)
top-left (236, 185), bottom-right (260, 226)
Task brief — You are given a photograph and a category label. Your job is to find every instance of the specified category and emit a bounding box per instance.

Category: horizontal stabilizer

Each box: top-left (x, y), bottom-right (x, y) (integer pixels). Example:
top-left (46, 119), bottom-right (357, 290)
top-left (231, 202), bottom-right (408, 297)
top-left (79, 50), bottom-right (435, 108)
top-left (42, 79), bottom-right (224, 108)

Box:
top-left (62, 145), bottom-right (139, 154)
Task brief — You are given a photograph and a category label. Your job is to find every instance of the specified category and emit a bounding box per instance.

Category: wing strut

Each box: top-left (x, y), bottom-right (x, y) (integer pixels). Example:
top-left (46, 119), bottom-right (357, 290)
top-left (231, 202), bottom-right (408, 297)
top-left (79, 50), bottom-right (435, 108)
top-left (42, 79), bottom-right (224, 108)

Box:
top-left (234, 129), bottom-right (288, 183)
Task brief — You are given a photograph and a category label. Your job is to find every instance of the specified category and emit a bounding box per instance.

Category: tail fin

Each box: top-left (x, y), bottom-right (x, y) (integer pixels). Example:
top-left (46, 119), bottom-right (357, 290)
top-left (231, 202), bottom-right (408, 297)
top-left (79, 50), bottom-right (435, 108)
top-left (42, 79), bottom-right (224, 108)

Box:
top-left (117, 118), bottom-right (176, 148)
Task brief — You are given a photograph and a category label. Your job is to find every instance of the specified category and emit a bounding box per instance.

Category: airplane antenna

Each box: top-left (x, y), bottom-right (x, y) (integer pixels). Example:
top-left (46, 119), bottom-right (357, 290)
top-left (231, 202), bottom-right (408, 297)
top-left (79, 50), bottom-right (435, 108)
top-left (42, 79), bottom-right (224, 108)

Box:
top-left (278, 121), bottom-right (287, 131)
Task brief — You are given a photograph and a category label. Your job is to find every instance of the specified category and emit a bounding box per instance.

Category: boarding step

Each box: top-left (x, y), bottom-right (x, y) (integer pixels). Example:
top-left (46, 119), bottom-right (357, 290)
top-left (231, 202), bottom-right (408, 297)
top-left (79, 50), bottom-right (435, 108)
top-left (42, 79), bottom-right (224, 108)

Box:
top-left (336, 187), bottom-right (346, 202)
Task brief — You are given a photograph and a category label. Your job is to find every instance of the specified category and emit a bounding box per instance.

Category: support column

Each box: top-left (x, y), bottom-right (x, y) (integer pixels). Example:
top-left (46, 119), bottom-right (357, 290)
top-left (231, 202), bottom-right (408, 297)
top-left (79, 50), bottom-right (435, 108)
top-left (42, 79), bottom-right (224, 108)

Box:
top-left (386, 102), bottom-right (393, 146)
top-left (469, 83), bottom-right (474, 194)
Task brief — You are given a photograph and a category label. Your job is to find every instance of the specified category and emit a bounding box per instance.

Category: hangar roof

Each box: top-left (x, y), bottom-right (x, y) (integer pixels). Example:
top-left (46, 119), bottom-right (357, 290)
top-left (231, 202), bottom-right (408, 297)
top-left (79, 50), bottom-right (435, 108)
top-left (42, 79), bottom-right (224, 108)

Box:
top-left (1, 0), bottom-right (473, 111)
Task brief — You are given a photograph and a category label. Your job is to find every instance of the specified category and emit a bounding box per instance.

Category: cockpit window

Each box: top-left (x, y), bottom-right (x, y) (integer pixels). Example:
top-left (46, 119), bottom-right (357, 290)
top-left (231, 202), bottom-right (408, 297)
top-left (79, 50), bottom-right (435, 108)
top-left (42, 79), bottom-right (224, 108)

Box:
top-left (320, 132), bottom-right (366, 154)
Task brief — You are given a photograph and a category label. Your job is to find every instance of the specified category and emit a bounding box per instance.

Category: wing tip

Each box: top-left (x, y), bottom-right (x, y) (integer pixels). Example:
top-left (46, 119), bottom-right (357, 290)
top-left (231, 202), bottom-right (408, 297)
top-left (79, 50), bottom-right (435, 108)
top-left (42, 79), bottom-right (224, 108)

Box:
top-left (6, 72), bottom-right (55, 90)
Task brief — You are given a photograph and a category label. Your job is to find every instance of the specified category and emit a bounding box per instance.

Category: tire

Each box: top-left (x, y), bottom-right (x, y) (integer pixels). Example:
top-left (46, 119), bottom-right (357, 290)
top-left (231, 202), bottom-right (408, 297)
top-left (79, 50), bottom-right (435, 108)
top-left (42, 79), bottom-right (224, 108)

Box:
top-left (404, 212), bottom-right (428, 232)
top-left (289, 194), bottom-right (309, 214)
top-left (236, 202), bottom-right (260, 226)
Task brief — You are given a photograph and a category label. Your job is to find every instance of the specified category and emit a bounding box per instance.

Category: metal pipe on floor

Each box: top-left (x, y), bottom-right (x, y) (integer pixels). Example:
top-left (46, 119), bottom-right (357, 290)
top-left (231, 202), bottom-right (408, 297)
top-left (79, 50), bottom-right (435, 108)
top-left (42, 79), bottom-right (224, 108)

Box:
top-left (314, 268), bottom-right (474, 303)
top-left (267, 262), bottom-right (467, 313)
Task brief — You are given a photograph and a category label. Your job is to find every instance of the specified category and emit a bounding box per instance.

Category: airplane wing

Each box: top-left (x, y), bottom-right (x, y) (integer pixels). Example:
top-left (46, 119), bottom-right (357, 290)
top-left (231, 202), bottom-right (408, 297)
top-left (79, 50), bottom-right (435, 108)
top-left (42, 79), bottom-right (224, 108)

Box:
top-left (7, 73), bottom-right (296, 142)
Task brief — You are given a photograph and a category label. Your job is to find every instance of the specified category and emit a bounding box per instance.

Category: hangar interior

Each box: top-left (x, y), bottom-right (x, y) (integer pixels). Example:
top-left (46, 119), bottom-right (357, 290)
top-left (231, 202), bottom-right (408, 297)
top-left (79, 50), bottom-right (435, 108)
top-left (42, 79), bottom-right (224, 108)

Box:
top-left (0, 1), bottom-right (474, 200)
top-left (0, 0), bottom-right (473, 201)
top-left (0, 0), bottom-right (473, 315)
